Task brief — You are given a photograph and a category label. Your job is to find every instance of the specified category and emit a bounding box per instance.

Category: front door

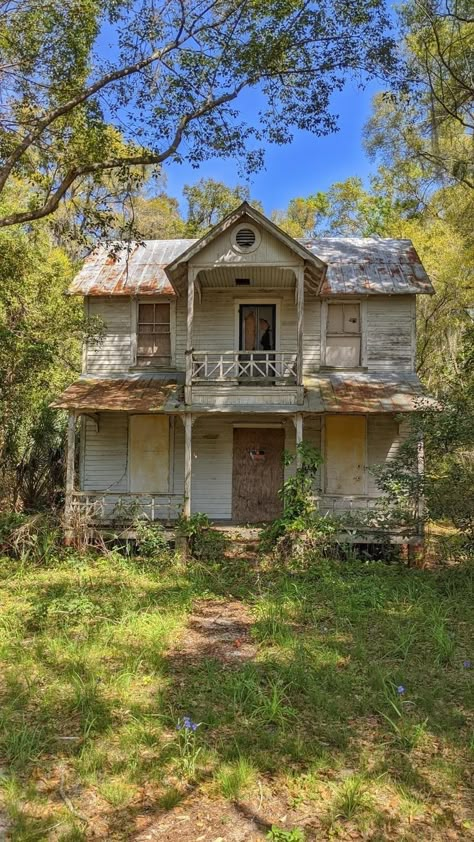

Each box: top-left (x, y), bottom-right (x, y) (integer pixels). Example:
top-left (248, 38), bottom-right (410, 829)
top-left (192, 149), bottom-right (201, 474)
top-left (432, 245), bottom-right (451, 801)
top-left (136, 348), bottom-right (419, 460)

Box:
top-left (232, 428), bottom-right (284, 522)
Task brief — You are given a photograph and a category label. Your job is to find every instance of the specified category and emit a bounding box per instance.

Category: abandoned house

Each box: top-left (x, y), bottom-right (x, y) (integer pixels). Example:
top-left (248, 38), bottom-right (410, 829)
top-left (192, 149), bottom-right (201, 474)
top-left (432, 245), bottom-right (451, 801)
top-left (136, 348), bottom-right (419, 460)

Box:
top-left (52, 202), bottom-right (436, 540)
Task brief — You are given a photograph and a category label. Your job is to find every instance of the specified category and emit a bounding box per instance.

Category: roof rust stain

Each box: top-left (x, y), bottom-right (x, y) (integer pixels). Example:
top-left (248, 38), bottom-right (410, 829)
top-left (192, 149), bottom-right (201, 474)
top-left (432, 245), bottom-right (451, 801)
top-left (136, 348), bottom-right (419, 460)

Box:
top-left (68, 241), bottom-right (193, 297)
top-left (51, 378), bottom-right (182, 412)
top-left (305, 373), bottom-right (439, 414)
top-left (68, 236), bottom-right (435, 297)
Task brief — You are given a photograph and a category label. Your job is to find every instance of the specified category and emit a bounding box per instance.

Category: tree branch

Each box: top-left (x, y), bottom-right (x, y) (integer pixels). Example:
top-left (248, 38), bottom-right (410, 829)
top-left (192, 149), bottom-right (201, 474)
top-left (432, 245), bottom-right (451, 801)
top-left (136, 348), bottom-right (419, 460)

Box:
top-left (0, 81), bottom-right (250, 227)
top-left (0, 0), bottom-right (242, 194)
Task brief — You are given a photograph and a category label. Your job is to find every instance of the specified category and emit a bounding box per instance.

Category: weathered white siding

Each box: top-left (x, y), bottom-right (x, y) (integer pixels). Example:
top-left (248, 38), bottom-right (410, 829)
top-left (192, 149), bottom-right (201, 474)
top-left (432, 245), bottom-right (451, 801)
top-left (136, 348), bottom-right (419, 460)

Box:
top-left (190, 385), bottom-right (300, 406)
top-left (191, 289), bottom-right (297, 354)
top-left (85, 292), bottom-right (416, 377)
top-left (81, 413), bottom-right (128, 491)
top-left (80, 411), bottom-right (410, 518)
top-left (85, 298), bottom-right (131, 374)
top-left (191, 218), bottom-right (303, 268)
top-left (303, 299), bottom-right (321, 373)
top-left (367, 296), bottom-right (415, 371)
top-left (367, 415), bottom-right (409, 496)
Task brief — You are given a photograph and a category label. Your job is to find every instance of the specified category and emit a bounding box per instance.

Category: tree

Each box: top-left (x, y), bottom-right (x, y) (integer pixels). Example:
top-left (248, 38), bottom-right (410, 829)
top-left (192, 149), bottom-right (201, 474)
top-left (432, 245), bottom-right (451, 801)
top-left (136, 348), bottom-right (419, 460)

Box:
top-left (0, 183), bottom-right (101, 507)
top-left (271, 178), bottom-right (401, 238)
top-left (402, 0), bottom-right (473, 186)
top-left (0, 0), bottom-right (398, 230)
top-left (183, 179), bottom-right (262, 237)
top-left (364, 0), bottom-right (473, 192)
top-left (129, 193), bottom-right (186, 239)
top-left (271, 193), bottom-right (328, 238)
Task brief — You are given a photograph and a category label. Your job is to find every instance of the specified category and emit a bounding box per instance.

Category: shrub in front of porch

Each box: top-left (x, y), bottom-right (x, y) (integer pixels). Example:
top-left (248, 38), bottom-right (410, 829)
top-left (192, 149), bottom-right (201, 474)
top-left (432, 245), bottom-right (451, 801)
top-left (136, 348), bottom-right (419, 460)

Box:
top-left (177, 513), bottom-right (229, 563)
top-left (260, 443), bottom-right (339, 564)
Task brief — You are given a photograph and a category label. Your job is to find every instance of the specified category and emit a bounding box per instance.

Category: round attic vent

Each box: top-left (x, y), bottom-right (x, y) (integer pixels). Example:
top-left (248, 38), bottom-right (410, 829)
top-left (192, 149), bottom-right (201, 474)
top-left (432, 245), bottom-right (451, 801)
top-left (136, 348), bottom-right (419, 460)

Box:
top-left (231, 223), bottom-right (260, 253)
top-left (235, 227), bottom-right (256, 248)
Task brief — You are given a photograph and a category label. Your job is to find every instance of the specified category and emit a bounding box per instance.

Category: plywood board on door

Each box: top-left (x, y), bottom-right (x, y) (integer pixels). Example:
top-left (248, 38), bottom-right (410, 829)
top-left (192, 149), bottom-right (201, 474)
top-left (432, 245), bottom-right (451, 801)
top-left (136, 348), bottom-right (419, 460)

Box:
top-left (232, 428), bottom-right (284, 522)
top-left (129, 415), bottom-right (169, 492)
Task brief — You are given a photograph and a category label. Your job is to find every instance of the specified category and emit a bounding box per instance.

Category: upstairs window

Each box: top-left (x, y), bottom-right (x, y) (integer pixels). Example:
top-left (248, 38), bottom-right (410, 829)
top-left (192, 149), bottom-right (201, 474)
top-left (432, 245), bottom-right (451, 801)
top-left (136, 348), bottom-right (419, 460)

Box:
top-left (137, 302), bottom-right (171, 367)
top-left (326, 303), bottom-right (361, 367)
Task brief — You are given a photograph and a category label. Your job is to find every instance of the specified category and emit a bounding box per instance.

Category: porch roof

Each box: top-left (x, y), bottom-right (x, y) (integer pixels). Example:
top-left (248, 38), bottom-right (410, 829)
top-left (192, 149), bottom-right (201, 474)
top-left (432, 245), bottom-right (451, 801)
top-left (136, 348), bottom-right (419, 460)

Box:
top-left (304, 372), bottom-right (439, 414)
top-left (51, 377), bottom-right (183, 413)
top-left (51, 373), bottom-right (438, 415)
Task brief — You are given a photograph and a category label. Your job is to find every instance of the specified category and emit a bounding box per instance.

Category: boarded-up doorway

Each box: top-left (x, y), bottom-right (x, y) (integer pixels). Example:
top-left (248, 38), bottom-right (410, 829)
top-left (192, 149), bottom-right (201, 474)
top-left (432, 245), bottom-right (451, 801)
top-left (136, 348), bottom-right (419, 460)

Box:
top-left (232, 428), bottom-right (284, 522)
top-left (325, 415), bottom-right (366, 495)
top-left (129, 415), bottom-right (169, 492)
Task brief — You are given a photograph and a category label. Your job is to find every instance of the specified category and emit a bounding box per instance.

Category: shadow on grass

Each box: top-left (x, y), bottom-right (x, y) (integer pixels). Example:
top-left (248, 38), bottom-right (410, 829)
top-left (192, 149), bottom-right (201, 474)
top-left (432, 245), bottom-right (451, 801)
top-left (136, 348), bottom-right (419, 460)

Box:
top-left (0, 553), bottom-right (472, 838)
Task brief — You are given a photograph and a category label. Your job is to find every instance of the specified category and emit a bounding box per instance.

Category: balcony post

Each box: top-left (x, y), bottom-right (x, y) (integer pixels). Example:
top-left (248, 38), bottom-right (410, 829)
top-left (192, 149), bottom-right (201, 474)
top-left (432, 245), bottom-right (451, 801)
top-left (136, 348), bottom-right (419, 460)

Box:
top-left (64, 411), bottom-right (76, 545)
top-left (185, 266), bottom-right (197, 405)
top-left (296, 266), bottom-right (304, 403)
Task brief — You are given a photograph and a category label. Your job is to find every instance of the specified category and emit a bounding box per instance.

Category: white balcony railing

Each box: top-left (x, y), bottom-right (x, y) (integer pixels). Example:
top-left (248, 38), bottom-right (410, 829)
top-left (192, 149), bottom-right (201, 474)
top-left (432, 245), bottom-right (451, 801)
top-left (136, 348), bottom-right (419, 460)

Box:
top-left (192, 351), bottom-right (297, 382)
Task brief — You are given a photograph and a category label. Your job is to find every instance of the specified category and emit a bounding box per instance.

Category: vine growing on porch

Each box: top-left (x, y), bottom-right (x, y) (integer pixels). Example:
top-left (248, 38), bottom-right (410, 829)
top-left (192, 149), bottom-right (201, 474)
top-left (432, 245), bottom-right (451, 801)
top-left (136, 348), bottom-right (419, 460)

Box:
top-left (260, 442), bottom-right (337, 560)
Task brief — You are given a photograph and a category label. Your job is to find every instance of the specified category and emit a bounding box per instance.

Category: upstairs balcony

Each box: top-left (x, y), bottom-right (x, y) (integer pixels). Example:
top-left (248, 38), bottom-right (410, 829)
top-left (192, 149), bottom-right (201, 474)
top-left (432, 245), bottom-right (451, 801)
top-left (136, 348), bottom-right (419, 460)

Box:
top-left (191, 351), bottom-right (298, 383)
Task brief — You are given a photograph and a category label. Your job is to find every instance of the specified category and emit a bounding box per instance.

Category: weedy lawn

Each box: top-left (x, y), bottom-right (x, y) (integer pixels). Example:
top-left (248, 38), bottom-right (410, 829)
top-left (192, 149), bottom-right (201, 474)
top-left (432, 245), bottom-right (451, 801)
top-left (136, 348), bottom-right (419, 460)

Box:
top-left (0, 550), bottom-right (472, 840)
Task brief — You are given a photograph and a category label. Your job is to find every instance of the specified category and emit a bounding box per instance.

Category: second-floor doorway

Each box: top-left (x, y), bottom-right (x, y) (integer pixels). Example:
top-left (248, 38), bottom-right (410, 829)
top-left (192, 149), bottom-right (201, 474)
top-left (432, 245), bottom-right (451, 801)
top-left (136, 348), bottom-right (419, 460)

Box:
top-left (238, 303), bottom-right (276, 378)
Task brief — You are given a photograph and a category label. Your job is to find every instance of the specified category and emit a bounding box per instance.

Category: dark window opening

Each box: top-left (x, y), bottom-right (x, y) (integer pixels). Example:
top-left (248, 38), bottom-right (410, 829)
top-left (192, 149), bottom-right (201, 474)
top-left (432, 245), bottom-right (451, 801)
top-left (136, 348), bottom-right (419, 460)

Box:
top-left (238, 304), bottom-right (276, 378)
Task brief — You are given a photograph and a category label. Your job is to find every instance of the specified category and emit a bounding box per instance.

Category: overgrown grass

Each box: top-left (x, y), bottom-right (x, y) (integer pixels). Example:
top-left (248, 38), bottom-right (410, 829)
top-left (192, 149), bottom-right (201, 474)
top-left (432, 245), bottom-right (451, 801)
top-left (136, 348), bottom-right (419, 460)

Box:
top-left (0, 549), bottom-right (472, 839)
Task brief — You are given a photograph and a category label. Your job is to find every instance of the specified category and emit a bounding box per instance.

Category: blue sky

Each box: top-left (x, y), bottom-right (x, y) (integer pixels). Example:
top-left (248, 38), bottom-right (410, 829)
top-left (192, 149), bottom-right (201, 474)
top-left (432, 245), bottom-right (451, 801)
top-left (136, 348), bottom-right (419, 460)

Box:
top-left (162, 80), bottom-right (380, 215)
top-left (96, 17), bottom-right (383, 217)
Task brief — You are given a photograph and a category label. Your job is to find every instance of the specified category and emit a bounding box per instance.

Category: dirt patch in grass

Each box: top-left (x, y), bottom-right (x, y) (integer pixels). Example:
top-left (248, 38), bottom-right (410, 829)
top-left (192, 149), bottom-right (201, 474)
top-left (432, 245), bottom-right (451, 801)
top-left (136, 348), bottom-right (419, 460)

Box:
top-left (168, 598), bottom-right (258, 665)
top-left (133, 783), bottom-right (322, 841)
top-left (134, 791), bottom-right (269, 840)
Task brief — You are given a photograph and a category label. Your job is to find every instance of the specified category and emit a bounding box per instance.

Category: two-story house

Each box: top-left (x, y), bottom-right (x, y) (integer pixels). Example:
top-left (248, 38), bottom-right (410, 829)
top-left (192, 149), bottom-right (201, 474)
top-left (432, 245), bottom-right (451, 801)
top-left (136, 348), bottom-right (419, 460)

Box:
top-left (53, 202), bottom-right (436, 540)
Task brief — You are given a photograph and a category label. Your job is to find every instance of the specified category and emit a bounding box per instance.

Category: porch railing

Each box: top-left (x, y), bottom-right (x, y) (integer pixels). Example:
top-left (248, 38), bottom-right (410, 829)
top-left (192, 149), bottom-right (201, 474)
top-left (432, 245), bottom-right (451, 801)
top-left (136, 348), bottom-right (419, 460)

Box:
top-left (71, 492), bottom-right (183, 524)
top-left (192, 351), bottom-right (297, 382)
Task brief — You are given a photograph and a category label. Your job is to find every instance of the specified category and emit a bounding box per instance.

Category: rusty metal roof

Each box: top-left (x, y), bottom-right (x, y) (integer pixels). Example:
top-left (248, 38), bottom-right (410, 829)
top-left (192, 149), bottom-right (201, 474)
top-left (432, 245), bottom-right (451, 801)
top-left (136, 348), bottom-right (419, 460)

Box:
top-left (300, 238), bottom-right (434, 295)
top-left (51, 377), bottom-right (183, 412)
top-left (51, 372), bottom-right (438, 414)
top-left (68, 241), bottom-right (196, 297)
top-left (304, 372), bottom-right (439, 413)
top-left (68, 233), bottom-right (434, 298)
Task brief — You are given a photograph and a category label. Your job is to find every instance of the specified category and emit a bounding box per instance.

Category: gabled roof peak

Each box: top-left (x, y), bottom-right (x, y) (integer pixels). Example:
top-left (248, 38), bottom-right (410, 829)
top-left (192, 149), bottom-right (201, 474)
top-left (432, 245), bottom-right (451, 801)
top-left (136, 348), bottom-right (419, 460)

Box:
top-left (165, 201), bottom-right (328, 294)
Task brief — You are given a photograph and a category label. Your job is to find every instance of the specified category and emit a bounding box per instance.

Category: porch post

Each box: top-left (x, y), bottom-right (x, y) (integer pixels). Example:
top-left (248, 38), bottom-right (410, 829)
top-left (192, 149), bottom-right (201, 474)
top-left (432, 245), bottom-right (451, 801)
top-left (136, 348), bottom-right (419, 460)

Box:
top-left (185, 266), bottom-right (197, 405)
top-left (416, 432), bottom-right (425, 540)
top-left (183, 413), bottom-right (193, 518)
top-left (296, 265), bottom-right (304, 404)
top-left (64, 411), bottom-right (76, 544)
top-left (294, 412), bottom-right (303, 468)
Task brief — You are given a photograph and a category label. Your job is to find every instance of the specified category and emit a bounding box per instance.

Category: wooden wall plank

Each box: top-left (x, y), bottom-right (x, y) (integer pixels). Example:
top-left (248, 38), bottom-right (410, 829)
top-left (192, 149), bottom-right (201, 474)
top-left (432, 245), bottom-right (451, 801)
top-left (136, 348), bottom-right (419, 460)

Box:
top-left (85, 298), bottom-right (132, 373)
top-left (82, 413), bottom-right (128, 491)
top-left (366, 295), bottom-right (415, 371)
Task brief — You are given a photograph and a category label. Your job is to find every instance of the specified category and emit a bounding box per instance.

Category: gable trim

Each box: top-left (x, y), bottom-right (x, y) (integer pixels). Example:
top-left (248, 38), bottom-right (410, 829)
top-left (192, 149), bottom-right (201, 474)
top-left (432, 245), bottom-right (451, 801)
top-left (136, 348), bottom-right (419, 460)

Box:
top-left (165, 202), bottom-right (327, 292)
